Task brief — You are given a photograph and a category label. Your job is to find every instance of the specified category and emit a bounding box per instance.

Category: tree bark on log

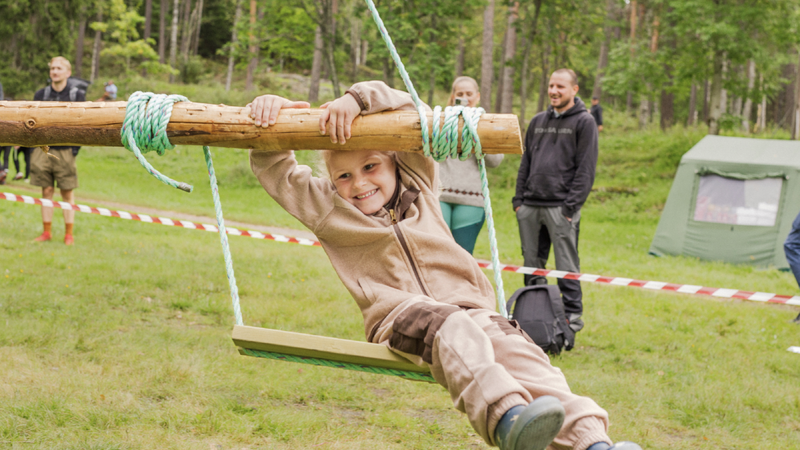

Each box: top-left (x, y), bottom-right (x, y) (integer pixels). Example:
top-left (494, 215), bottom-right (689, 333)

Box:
top-left (0, 102), bottom-right (522, 155)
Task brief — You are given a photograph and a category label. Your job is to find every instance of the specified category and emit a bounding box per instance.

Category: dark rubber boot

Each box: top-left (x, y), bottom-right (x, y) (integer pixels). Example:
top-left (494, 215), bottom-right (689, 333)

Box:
top-left (494, 396), bottom-right (565, 450)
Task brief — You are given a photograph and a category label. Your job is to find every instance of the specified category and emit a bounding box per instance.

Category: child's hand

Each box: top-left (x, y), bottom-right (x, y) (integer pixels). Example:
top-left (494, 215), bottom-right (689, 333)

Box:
top-left (248, 95), bottom-right (310, 128)
top-left (318, 93), bottom-right (361, 144)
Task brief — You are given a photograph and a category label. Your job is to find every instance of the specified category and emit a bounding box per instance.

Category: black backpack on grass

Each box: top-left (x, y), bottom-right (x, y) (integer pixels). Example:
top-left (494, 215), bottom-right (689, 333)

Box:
top-left (507, 285), bottom-right (574, 355)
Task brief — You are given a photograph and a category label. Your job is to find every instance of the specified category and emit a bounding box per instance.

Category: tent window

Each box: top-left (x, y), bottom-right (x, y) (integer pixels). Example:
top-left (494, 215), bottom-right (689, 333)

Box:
top-left (694, 175), bottom-right (782, 227)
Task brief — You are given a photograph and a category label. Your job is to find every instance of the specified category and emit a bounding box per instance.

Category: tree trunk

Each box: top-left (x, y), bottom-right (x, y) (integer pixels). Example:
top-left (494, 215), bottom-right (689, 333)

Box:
top-left (75, 6), bottom-right (87, 79)
top-left (309, 26), bottom-right (323, 102)
top-left (688, 83), bottom-right (697, 126)
top-left (225, 0), bottom-right (242, 92)
top-left (759, 76), bottom-right (767, 131)
top-left (144, 0), bottom-right (153, 43)
top-left (480, 0), bottom-right (495, 113)
top-left (518, 0), bottom-right (543, 127)
top-left (91, 8), bottom-right (103, 83)
top-left (361, 39), bottom-right (368, 66)
top-left (499, 2), bottom-right (518, 114)
top-left (742, 59), bottom-right (755, 132)
top-left (245, 0), bottom-right (257, 91)
top-left (0, 103), bottom-right (523, 155)
top-left (192, 0), bottom-right (204, 56)
top-left (660, 88), bottom-right (673, 130)
top-left (382, 56), bottom-right (394, 88)
top-left (793, 52), bottom-right (800, 140)
top-left (455, 25), bottom-right (465, 78)
top-left (318, 0), bottom-right (340, 99)
top-left (350, 17), bottom-right (360, 82)
top-left (708, 53), bottom-right (724, 134)
top-left (626, 0), bottom-right (637, 115)
top-left (702, 79), bottom-right (709, 123)
top-left (169, 0), bottom-right (179, 82)
top-left (536, 43), bottom-right (549, 113)
top-left (159, 0), bottom-right (168, 63)
top-left (592, 0), bottom-right (615, 100)
top-left (494, 24), bottom-right (506, 113)
top-left (180, 0), bottom-right (193, 60)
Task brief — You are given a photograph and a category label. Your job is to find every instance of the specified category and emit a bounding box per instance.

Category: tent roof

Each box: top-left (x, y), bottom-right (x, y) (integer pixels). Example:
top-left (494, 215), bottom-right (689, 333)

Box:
top-left (684, 135), bottom-right (800, 168)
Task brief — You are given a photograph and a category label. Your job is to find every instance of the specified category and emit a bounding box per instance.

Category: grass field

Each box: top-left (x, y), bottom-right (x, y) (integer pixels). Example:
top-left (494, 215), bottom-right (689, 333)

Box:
top-left (2, 94), bottom-right (800, 449)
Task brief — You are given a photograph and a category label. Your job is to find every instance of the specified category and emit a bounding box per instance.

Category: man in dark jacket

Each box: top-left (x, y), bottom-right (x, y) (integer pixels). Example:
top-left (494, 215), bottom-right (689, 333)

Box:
top-left (513, 68), bottom-right (599, 334)
top-left (31, 56), bottom-right (86, 246)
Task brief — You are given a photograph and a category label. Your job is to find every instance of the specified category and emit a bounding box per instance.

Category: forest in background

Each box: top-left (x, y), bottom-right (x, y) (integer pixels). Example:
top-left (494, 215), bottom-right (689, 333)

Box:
top-left (3, 0), bottom-right (800, 136)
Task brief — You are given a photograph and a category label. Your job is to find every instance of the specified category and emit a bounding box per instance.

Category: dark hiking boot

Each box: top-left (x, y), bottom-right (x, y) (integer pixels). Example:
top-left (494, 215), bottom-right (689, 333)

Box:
top-left (494, 396), bottom-right (565, 450)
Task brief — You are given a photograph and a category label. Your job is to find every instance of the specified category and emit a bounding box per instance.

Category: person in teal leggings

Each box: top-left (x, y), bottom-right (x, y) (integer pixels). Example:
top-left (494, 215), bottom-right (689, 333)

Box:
top-left (438, 76), bottom-right (504, 254)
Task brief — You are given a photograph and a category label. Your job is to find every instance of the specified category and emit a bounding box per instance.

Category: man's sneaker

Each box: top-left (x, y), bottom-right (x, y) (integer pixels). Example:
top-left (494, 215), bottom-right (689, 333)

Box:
top-left (587, 441), bottom-right (643, 450)
top-left (0, 170), bottom-right (7, 185)
top-left (64, 234), bottom-right (74, 246)
top-left (494, 396), bottom-right (565, 450)
top-left (13, 172), bottom-right (23, 181)
top-left (34, 232), bottom-right (52, 242)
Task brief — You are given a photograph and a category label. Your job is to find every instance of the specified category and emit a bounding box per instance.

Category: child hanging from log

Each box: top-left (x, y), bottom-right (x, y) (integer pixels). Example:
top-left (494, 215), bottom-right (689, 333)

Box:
top-left (247, 81), bottom-right (641, 450)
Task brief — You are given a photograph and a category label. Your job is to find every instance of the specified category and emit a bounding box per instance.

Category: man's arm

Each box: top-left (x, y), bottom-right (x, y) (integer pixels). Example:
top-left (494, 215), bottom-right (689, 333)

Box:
top-left (562, 115), bottom-right (598, 219)
top-left (512, 122), bottom-right (536, 211)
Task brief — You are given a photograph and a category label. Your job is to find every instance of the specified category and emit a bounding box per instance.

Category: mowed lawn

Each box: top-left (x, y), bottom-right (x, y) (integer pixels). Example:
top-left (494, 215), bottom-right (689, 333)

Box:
top-left (2, 122), bottom-right (800, 449)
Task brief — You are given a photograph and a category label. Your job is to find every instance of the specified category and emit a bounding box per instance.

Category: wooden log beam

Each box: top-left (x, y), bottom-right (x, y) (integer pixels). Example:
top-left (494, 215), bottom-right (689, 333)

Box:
top-left (0, 101), bottom-right (522, 154)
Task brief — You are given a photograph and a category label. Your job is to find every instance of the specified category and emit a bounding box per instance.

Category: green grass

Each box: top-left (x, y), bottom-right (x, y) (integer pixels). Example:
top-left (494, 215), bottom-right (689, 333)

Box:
top-left (2, 89), bottom-right (800, 449)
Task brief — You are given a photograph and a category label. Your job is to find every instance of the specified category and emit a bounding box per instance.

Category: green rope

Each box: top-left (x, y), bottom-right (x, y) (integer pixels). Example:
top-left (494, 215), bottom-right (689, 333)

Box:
top-left (121, 92), bottom-right (243, 326)
top-left (241, 348), bottom-right (436, 383)
top-left (364, 0), bottom-right (507, 318)
top-left (121, 92), bottom-right (194, 192)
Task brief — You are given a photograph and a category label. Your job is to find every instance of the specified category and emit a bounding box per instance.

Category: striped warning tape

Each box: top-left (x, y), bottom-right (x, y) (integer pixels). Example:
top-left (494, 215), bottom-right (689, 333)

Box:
top-left (0, 192), bottom-right (321, 247)
top-left (4, 191), bottom-right (799, 306)
top-left (472, 260), bottom-right (800, 306)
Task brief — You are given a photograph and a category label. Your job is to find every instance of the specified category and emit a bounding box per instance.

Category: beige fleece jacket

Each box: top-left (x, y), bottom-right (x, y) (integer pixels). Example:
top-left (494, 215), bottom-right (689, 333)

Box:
top-left (250, 81), bottom-right (496, 340)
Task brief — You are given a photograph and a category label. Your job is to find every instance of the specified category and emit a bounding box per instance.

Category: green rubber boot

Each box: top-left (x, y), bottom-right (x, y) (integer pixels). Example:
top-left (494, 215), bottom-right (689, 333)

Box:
top-left (494, 396), bottom-right (565, 450)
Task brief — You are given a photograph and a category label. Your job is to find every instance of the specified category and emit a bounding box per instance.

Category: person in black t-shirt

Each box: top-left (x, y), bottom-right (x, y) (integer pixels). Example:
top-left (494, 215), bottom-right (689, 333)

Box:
top-left (31, 56), bottom-right (86, 246)
top-left (590, 97), bottom-right (603, 132)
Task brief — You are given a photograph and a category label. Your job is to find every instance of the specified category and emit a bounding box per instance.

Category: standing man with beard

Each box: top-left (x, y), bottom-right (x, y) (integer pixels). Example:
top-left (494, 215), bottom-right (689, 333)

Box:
top-left (512, 68), bottom-right (598, 338)
top-left (31, 56), bottom-right (86, 245)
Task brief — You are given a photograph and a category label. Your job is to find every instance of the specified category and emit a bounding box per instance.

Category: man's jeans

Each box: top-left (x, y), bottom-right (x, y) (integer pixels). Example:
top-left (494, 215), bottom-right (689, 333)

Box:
top-left (784, 210), bottom-right (800, 288)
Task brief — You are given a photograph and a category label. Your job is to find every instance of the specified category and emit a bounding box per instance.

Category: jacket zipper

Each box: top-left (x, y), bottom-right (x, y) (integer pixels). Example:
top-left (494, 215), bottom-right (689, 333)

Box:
top-left (390, 209), bottom-right (429, 296)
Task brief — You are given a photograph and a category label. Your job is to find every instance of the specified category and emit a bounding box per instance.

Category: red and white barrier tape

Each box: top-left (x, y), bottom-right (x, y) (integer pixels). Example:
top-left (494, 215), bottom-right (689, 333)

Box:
top-left (0, 192), bottom-right (321, 247)
top-left (4, 191), bottom-right (798, 306)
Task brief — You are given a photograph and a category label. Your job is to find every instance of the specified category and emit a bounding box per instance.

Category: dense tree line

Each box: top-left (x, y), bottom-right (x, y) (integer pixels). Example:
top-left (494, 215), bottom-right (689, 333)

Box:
top-left (3, 0), bottom-right (800, 136)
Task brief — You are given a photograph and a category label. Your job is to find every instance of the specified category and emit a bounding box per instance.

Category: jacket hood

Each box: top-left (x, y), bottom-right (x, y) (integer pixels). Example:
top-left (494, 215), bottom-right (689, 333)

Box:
top-left (547, 96), bottom-right (588, 118)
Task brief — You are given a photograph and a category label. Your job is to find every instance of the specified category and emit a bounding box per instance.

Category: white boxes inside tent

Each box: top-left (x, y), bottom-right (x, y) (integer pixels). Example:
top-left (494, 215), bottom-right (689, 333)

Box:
top-left (735, 202), bottom-right (778, 226)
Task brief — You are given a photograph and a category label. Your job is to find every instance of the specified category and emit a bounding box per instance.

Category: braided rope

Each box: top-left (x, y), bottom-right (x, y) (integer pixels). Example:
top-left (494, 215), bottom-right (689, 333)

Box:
top-left (121, 92), bottom-right (193, 192)
top-left (240, 348), bottom-right (436, 383)
top-left (121, 93), bottom-right (243, 326)
top-left (365, 1), bottom-right (508, 318)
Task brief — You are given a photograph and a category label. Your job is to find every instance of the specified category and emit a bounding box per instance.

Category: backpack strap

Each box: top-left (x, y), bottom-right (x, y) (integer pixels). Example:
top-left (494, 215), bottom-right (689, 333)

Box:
top-left (69, 86), bottom-right (78, 102)
top-left (44, 86), bottom-right (51, 101)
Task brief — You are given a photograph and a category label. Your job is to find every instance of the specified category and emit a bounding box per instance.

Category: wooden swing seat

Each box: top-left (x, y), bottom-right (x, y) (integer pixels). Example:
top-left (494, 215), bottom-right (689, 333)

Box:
top-left (232, 325), bottom-right (433, 379)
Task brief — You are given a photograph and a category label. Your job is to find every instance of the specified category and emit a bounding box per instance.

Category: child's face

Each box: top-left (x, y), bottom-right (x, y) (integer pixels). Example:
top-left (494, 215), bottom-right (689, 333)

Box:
top-left (328, 151), bottom-right (397, 215)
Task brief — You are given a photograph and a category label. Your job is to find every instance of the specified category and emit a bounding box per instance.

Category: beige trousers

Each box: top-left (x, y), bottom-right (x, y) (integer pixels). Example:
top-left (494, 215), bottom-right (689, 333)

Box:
top-left (373, 297), bottom-right (611, 450)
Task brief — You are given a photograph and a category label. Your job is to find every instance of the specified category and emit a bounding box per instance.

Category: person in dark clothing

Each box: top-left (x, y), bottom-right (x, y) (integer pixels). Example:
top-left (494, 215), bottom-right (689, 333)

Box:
top-left (513, 68), bottom-right (598, 335)
top-left (30, 56), bottom-right (86, 246)
top-left (11, 147), bottom-right (32, 181)
top-left (0, 80), bottom-right (8, 185)
top-left (783, 210), bottom-right (800, 323)
top-left (590, 97), bottom-right (603, 132)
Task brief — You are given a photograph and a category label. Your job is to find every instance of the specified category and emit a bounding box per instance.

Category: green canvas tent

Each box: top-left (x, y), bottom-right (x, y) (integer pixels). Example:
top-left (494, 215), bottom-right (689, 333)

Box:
top-left (650, 135), bottom-right (800, 269)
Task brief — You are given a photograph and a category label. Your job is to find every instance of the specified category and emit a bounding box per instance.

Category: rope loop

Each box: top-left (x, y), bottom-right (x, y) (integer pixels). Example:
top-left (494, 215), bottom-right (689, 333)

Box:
top-left (121, 92), bottom-right (193, 192)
